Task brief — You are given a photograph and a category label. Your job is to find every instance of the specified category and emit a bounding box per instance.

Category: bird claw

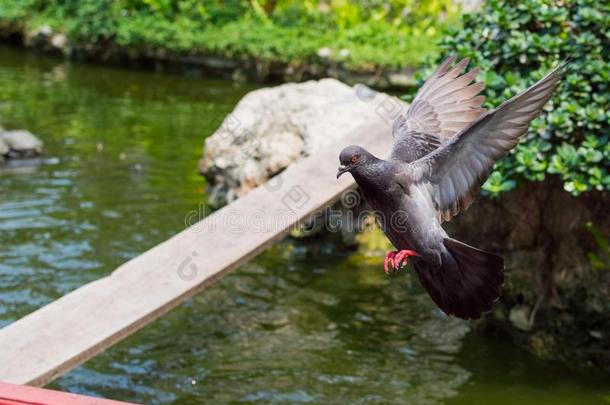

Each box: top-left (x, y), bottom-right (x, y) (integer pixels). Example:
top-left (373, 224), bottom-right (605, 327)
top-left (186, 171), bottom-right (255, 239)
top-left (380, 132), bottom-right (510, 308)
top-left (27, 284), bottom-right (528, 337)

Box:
top-left (384, 250), bottom-right (419, 275)
top-left (383, 252), bottom-right (396, 274)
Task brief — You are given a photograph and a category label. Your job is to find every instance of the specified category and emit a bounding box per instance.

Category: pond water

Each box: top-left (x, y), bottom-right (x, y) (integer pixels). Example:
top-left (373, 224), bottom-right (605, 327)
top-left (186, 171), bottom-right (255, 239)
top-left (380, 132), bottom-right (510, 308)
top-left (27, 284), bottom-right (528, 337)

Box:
top-left (0, 45), bottom-right (608, 404)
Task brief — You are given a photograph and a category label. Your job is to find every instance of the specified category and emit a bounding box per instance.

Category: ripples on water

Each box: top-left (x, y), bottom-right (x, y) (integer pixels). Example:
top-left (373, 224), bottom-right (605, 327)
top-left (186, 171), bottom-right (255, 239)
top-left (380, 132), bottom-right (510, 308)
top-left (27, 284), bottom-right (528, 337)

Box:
top-left (0, 46), bottom-right (608, 404)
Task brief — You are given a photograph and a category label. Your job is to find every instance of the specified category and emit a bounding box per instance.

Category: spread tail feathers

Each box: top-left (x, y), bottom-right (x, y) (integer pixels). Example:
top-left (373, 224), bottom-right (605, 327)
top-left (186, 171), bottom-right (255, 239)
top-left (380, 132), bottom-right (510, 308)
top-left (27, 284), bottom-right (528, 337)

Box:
top-left (413, 238), bottom-right (504, 320)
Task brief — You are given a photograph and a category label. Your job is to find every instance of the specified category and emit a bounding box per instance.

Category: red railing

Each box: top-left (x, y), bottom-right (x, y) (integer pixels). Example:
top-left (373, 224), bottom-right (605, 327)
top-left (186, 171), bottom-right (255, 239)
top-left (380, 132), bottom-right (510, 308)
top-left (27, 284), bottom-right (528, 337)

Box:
top-left (0, 382), bottom-right (139, 405)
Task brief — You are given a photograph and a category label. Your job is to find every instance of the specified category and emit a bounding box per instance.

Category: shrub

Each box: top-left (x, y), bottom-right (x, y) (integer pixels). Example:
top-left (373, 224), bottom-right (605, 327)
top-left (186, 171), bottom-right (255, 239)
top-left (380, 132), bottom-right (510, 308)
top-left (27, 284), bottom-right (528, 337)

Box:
top-left (0, 0), bottom-right (460, 71)
top-left (413, 0), bottom-right (609, 196)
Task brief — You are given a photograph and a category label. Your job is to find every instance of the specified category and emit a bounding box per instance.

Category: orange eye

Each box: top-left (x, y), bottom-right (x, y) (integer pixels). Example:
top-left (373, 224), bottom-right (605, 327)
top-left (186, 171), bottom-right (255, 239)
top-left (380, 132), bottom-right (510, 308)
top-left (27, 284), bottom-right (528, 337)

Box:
top-left (351, 155), bottom-right (358, 164)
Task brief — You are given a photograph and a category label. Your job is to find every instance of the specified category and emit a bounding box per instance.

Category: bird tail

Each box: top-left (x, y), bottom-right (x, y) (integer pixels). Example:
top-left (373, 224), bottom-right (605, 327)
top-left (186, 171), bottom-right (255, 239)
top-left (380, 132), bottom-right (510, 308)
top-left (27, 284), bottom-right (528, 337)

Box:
top-left (413, 238), bottom-right (504, 320)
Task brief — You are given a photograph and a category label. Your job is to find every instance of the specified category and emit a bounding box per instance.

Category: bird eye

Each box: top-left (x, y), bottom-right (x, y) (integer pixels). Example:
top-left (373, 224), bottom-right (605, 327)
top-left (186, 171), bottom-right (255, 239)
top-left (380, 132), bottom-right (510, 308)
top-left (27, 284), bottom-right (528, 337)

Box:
top-left (351, 155), bottom-right (358, 164)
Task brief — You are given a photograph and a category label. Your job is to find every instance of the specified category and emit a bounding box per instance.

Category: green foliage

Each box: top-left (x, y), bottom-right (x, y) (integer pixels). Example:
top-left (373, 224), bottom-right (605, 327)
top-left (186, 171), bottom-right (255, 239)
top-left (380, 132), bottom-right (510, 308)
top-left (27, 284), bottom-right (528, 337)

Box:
top-left (412, 0), bottom-right (610, 196)
top-left (0, 0), bottom-right (460, 70)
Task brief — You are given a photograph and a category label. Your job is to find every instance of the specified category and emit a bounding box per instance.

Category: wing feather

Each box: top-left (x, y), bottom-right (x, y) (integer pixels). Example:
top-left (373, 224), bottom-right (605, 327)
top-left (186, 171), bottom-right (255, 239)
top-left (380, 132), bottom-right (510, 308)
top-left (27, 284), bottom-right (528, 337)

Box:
top-left (390, 56), bottom-right (487, 163)
top-left (411, 61), bottom-right (567, 222)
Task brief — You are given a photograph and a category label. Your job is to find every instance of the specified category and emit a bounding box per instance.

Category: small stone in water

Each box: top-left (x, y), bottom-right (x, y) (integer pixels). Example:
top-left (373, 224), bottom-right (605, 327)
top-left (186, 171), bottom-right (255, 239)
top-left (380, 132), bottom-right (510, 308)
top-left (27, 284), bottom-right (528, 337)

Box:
top-left (317, 47), bottom-right (332, 58)
top-left (1, 130), bottom-right (43, 156)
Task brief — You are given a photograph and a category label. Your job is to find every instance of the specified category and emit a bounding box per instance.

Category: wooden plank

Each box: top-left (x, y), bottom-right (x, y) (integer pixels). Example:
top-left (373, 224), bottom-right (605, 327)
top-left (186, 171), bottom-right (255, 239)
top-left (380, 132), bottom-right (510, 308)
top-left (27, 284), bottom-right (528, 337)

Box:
top-left (0, 381), bottom-right (139, 405)
top-left (0, 118), bottom-right (393, 387)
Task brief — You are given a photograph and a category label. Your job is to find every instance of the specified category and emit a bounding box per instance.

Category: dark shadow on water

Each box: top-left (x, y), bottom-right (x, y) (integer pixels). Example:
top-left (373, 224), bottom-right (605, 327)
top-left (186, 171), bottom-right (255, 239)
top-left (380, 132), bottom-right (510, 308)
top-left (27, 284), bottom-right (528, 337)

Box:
top-left (447, 330), bottom-right (610, 405)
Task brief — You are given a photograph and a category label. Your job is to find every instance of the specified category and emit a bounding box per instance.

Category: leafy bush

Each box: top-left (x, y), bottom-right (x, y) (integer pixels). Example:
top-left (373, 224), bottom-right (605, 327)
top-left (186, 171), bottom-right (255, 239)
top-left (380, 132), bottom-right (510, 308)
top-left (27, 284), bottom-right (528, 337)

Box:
top-left (0, 0), bottom-right (460, 70)
top-left (413, 0), bottom-right (609, 196)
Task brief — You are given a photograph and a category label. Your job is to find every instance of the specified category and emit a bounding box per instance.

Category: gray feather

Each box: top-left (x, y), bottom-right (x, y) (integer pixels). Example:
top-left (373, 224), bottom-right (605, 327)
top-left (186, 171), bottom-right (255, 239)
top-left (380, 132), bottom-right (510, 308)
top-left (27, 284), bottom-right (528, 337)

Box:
top-left (390, 56), bottom-right (486, 163)
top-left (412, 61), bottom-right (567, 222)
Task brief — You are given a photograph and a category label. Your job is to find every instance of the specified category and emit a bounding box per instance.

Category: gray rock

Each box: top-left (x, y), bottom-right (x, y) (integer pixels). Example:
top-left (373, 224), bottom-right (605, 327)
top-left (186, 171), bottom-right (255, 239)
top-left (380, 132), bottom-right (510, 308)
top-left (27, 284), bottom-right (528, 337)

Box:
top-left (456, 0), bottom-right (484, 13)
top-left (0, 130), bottom-right (44, 157)
top-left (25, 25), bottom-right (53, 47)
top-left (200, 78), bottom-right (404, 207)
top-left (50, 33), bottom-right (68, 50)
top-left (509, 305), bottom-right (533, 331)
top-left (386, 70), bottom-right (416, 88)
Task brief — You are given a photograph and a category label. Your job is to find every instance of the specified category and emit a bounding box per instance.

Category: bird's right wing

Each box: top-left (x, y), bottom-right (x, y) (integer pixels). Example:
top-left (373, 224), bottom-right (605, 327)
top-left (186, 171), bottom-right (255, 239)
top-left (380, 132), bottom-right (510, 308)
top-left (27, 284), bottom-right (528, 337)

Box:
top-left (390, 56), bottom-right (487, 162)
top-left (410, 61), bottom-right (567, 222)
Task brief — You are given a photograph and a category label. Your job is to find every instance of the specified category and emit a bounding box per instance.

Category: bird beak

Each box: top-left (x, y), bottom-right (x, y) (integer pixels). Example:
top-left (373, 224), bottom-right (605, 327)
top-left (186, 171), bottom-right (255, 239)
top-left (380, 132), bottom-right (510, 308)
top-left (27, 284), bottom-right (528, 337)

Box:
top-left (336, 165), bottom-right (348, 179)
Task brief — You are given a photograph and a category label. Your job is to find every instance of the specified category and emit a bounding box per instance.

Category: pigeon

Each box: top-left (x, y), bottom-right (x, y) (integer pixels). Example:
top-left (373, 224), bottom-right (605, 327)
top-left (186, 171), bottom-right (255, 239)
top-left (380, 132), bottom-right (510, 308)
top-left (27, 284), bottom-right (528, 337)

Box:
top-left (337, 56), bottom-right (566, 320)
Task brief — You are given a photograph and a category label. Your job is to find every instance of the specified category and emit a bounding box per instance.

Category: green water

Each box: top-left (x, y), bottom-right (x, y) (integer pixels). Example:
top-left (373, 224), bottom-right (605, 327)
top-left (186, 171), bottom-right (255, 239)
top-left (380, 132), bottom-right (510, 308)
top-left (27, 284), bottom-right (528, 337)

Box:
top-left (0, 45), bottom-right (608, 404)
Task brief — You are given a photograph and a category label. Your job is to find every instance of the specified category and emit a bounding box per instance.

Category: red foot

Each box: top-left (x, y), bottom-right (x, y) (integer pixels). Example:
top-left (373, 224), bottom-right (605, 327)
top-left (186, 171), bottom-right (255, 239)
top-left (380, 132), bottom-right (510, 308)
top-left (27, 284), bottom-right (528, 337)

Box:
top-left (384, 250), bottom-right (419, 274)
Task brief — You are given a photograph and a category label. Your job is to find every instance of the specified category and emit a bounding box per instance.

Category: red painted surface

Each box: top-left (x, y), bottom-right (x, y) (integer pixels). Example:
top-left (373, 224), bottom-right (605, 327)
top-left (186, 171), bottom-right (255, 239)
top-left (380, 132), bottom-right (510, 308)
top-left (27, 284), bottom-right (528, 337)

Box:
top-left (0, 382), bottom-right (139, 405)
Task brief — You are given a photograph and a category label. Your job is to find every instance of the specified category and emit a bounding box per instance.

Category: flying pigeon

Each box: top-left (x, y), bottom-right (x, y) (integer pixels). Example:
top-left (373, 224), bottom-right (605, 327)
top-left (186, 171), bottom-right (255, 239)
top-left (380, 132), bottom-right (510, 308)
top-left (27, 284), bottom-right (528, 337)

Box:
top-left (337, 56), bottom-right (566, 320)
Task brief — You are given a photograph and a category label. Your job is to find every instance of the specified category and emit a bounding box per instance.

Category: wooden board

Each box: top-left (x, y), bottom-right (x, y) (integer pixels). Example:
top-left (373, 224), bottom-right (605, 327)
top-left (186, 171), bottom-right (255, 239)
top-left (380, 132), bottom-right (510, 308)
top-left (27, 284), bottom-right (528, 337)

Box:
top-left (0, 117), bottom-right (393, 386)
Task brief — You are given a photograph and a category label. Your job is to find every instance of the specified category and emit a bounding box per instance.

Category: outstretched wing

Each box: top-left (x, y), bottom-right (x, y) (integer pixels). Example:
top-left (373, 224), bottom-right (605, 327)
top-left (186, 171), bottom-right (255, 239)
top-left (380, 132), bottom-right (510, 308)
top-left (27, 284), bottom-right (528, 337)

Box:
top-left (390, 56), bottom-right (487, 163)
top-left (411, 61), bottom-right (567, 222)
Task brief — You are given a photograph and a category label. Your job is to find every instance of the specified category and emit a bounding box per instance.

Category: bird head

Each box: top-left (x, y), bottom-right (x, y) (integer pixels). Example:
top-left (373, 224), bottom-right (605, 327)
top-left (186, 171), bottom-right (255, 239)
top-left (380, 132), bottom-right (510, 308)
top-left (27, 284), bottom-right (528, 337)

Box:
top-left (337, 145), bottom-right (370, 178)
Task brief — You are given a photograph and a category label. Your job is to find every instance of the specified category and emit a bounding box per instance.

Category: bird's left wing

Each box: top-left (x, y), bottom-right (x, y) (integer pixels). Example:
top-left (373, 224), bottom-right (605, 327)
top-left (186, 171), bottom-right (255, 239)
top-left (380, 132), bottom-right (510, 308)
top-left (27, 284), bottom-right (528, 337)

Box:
top-left (410, 61), bottom-right (567, 222)
top-left (390, 56), bottom-right (487, 163)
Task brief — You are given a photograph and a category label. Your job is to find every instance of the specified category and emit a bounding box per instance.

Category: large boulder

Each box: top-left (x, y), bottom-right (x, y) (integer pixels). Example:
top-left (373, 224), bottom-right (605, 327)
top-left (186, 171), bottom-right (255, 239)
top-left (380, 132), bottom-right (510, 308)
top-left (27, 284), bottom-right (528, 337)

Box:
top-left (0, 130), bottom-right (44, 158)
top-left (199, 78), bottom-right (403, 208)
